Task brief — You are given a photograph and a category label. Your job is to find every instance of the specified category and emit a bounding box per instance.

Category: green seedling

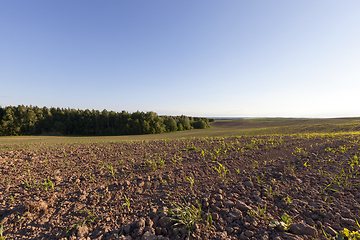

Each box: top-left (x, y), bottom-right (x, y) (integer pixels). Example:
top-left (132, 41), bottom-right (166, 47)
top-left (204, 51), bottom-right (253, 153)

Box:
top-left (158, 158), bottom-right (165, 169)
top-left (287, 163), bottom-right (295, 175)
top-left (171, 158), bottom-right (177, 167)
top-left (292, 147), bottom-right (308, 157)
top-left (0, 223), bottom-right (6, 240)
top-left (150, 160), bottom-right (157, 171)
top-left (66, 220), bottom-right (84, 234)
top-left (303, 160), bottom-right (311, 168)
top-left (206, 211), bottom-right (213, 232)
top-left (177, 156), bottom-right (182, 165)
top-left (213, 147), bottom-right (221, 159)
top-left (173, 154), bottom-right (183, 165)
top-left (100, 161), bottom-right (106, 170)
top-left (187, 177), bottom-right (194, 189)
top-left (325, 147), bottom-right (332, 152)
top-left (349, 155), bottom-right (359, 170)
top-left (223, 149), bottom-right (227, 156)
top-left (336, 228), bottom-right (360, 240)
top-left (321, 226), bottom-right (332, 240)
top-left (285, 196), bottom-right (293, 204)
top-left (247, 205), bottom-right (269, 219)
top-left (335, 218), bottom-right (360, 240)
top-left (321, 168), bottom-right (355, 194)
top-left (97, 194), bottom-right (102, 201)
top-left (23, 178), bottom-right (38, 190)
top-left (107, 164), bottom-right (116, 180)
top-left (166, 199), bottom-right (202, 235)
top-left (269, 212), bottom-right (293, 231)
top-left (9, 196), bottom-right (14, 203)
top-left (201, 149), bottom-right (206, 160)
top-left (26, 160), bottom-right (31, 169)
top-left (212, 161), bottom-right (229, 181)
top-left (235, 168), bottom-right (240, 175)
top-left (27, 168), bottom-right (32, 179)
top-left (256, 175), bottom-right (264, 185)
top-left (270, 178), bottom-right (278, 185)
top-left (15, 215), bottom-right (25, 223)
top-left (75, 206), bottom-right (99, 224)
top-left (160, 179), bottom-right (169, 185)
top-left (122, 194), bottom-right (130, 211)
top-left (85, 173), bottom-right (95, 183)
top-left (144, 160), bottom-right (150, 170)
top-left (245, 144), bottom-right (255, 150)
top-left (265, 186), bottom-right (275, 197)
top-left (247, 209), bottom-right (257, 218)
top-left (41, 178), bottom-right (54, 192)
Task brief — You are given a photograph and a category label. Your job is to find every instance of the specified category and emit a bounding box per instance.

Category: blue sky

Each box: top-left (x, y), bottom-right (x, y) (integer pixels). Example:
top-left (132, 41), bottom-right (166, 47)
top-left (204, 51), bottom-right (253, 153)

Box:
top-left (1, 1), bottom-right (359, 118)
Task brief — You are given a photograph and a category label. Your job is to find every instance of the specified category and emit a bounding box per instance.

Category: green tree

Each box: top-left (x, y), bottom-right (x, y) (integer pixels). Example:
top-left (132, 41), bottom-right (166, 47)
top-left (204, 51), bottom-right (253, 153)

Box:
top-left (25, 108), bottom-right (38, 134)
top-left (179, 115), bottom-right (191, 130)
top-left (0, 105), bottom-right (211, 136)
top-left (164, 117), bottom-right (178, 132)
top-left (1, 107), bottom-right (19, 135)
top-left (53, 121), bottom-right (66, 135)
top-left (142, 120), bottom-right (151, 134)
top-left (101, 109), bottom-right (110, 129)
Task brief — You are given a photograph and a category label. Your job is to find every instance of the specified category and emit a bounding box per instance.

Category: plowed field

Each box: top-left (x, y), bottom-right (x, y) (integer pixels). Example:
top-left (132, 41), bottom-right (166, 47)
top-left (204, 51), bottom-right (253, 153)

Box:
top-left (1, 134), bottom-right (360, 239)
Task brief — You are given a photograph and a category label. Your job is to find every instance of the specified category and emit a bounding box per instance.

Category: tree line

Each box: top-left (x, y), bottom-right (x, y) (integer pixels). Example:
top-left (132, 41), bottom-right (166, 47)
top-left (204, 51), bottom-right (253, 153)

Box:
top-left (0, 105), bottom-right (213, 136)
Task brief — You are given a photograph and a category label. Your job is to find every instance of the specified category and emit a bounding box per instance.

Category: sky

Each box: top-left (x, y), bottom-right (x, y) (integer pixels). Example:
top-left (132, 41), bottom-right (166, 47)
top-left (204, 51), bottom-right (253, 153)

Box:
top-left (1, 1), bottom-right (360, 118)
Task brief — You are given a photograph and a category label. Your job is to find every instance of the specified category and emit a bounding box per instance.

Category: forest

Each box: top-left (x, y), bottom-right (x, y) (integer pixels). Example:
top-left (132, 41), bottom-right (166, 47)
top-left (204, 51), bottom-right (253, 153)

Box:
top-left (0, 105), bottom-right (213, 136)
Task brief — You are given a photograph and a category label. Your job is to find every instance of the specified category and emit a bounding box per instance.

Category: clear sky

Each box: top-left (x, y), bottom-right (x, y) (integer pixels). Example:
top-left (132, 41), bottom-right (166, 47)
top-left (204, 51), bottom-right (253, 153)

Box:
top-left (1, 1), bottom-right (359, 118)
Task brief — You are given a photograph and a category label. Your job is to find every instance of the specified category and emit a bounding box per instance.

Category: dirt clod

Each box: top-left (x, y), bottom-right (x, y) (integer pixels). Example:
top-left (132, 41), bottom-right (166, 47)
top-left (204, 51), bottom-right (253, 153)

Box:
top-left (25, 200), bottom-right (48, 213)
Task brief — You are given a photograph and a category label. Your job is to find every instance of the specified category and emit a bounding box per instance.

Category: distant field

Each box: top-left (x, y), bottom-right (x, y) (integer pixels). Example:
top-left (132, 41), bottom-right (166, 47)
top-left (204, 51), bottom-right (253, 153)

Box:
top-left (1, 117), bottom-right (360, 144)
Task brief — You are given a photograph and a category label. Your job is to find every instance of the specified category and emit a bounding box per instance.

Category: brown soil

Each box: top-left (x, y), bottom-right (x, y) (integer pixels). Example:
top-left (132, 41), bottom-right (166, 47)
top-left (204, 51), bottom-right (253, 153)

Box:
top-left (1, 135), bottom-right (360, 240)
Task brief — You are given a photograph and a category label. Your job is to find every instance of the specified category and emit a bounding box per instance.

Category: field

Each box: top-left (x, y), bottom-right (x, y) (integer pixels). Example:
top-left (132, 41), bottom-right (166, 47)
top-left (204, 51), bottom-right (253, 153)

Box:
top-left (1, 117), bottom-right (360, 145)
top-left (1, 118), bottom-right (360, 240)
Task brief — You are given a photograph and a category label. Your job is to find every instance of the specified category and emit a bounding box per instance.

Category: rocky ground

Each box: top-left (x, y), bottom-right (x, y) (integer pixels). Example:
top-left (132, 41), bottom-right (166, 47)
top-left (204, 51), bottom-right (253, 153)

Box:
top-left (1, 134), bottom-right (360, 240)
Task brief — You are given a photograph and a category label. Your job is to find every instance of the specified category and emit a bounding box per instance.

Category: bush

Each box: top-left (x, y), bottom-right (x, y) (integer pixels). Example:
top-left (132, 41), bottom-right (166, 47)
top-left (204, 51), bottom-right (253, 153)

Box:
top-left (192, 120), bottom-right (208, 129)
